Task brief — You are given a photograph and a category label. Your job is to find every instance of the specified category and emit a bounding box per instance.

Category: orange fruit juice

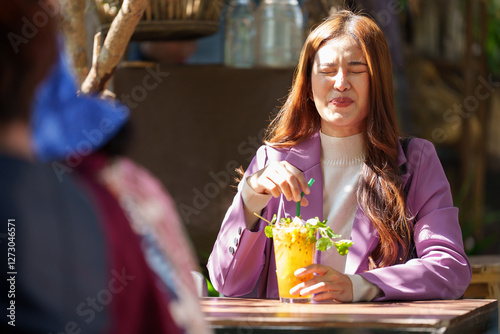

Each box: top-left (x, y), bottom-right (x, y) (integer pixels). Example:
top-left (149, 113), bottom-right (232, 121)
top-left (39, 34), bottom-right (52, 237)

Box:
top-left (273, 225), bottom-right (315, 302)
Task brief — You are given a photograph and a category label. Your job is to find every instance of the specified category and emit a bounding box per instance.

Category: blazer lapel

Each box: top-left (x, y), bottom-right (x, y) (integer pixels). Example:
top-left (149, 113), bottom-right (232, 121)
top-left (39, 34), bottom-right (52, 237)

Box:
top-left (298, 164), bottom-right (323, 220)
top-left (346, 139), bottom-right (412, 274)
top-left (345, 207), bottom-right (378, 274)
top-left (281, 133), bottom-right (324, 221)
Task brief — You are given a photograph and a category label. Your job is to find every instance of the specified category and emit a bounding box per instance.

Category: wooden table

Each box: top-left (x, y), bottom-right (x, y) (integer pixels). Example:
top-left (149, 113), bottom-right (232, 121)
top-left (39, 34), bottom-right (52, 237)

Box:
top-left (201, 297), bottom-right (498, 333)
top-left (465, 255), bottom-right (500, 300)
top-left (464, 255), bottom-right (500, 323)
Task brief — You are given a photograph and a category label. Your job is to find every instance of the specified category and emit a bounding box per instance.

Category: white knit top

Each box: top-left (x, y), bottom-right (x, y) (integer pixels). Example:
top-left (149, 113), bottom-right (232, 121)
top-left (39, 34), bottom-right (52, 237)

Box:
top-left (319, 131), bottom-right (365, 273)
top-left (319, 131), bottom-right (380, 302)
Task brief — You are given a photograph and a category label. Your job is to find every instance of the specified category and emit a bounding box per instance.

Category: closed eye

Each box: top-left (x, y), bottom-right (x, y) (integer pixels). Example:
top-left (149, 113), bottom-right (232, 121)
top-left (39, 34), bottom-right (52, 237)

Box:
top-left (349, 62), bottom-right (368, 74)
top-left (319, 70), bottom-right (366, 75)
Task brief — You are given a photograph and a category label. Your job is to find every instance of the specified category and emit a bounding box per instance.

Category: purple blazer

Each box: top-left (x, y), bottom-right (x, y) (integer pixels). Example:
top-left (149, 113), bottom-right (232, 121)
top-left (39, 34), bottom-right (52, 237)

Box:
top-left (207, 132), bottom-right (472, 301)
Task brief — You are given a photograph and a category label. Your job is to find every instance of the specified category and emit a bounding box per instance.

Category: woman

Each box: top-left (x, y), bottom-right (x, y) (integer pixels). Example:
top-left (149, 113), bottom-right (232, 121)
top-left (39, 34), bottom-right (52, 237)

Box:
top-left (207, 10), bottom-right (471, 302)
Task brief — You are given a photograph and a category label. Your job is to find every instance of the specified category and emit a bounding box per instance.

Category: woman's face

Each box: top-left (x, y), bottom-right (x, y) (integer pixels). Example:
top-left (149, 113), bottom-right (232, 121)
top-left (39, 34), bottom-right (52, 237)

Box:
top-left (310, 37), bottom-right (370, 137)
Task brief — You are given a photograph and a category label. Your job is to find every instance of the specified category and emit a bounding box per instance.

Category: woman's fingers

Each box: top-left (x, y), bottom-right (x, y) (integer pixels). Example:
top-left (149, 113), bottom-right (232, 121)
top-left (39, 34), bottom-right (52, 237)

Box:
top-left (313, 290), bottom-right (352, 303)
top-left (269, 164), bottom-right (295, 201)
top-left (258, 176), bottom-right (282, 198)
top-left (247, 161), bottom-right (310, 202)
top-left (282, 162), bottom-right (310, 196)
top-left (298, 281), bottom-right (334, 296)
top-left (289, 264), bottom-right (331, 295)
top-left (312, 283), bottom-right (353, 303)
top-left (290, 264), bottom-right (354, 302)
top-left (295, 264), bottom-right (330, 277)
top-left (280, 162), bottom-right (308, 201)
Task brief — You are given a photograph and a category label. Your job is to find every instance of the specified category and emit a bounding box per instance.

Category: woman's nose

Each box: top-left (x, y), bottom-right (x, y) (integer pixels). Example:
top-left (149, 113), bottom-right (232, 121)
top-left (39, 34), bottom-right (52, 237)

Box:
top-left (333, 69), bottom-right (350, 91)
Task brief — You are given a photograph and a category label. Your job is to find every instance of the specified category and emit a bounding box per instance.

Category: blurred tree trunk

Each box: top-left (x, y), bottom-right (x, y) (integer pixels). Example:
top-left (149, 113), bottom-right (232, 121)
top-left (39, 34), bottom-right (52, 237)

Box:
top-left (59, 0), bottom-right (88, 85)
top-left (59, 0), bottom-right (147, 95)
top-left (81, 0), bottom-right (147, 94)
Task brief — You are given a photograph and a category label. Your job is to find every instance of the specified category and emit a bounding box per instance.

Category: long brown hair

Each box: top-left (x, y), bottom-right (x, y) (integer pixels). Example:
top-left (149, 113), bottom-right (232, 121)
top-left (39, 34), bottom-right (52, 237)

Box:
top-left (266, 10), bottom-right (412, 269)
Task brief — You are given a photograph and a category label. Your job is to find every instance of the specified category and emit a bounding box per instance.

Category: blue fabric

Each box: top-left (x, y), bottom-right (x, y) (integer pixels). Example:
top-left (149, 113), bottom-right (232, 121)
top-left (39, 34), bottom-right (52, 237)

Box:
top-left (32, 51), bottom-right (129, 162)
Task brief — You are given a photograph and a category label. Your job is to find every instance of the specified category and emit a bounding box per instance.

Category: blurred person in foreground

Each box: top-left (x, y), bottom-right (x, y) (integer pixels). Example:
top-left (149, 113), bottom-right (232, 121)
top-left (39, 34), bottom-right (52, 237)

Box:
top-left (0, 1), bottom-right (110, 332)
top-left (30, 11), bottom-right (210, 334)
top-left (208, 10), bottom-right (471, 302)
top-left (0, 1), bottom-right (182, 333)
top-left (72, 121), bottom-right (210, 334)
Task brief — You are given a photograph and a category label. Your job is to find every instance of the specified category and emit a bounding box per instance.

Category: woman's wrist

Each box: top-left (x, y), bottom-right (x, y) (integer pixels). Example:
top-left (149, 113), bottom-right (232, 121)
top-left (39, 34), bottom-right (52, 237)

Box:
top-left (242, 178), bottom-right (272, 230)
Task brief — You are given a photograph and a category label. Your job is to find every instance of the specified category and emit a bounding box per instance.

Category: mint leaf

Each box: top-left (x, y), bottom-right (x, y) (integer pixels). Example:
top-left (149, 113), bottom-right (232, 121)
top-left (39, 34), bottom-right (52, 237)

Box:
top-left (335, 240), bottom-right (353, 255)
top-left (264, 225), bottom-right (274, 238)
top-left (318, 228), bottom-right (329, 239)
top-left (316, 221), bottom-right (327, 228)
top-left (316, 238), bottom-right (334, 251)
top-left (326, 229), bottom-right (341, 239)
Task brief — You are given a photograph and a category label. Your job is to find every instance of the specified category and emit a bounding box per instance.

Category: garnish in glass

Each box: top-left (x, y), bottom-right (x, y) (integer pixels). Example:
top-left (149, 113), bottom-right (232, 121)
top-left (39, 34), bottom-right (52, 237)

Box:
top-left (255, 213), bottom-right (353, 254)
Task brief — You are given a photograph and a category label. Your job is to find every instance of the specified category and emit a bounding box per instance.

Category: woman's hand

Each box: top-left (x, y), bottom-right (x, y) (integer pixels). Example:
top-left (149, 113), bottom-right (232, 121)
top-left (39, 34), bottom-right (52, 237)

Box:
top-left (289, 264), bottom-right (354, 302)
top-left (246, 161), bottom-right (310, 205)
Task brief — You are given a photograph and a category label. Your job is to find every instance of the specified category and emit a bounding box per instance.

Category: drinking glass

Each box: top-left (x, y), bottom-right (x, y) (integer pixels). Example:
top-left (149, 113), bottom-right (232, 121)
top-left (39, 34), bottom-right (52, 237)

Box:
top-left (273, 225), bottom-right (315, 303)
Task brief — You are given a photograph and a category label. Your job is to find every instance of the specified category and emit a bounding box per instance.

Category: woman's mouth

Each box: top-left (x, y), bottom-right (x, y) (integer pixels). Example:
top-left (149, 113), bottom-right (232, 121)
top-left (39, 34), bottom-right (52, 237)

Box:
top-left (330, 97), bottom-right (354, 107)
